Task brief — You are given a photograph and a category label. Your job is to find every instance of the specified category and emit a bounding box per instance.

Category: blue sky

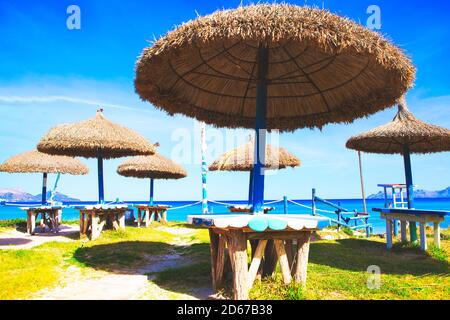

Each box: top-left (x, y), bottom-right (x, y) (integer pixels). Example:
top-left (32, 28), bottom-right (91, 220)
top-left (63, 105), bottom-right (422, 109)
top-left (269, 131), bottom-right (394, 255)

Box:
top-left (0, 0), bottom-right (449, 201)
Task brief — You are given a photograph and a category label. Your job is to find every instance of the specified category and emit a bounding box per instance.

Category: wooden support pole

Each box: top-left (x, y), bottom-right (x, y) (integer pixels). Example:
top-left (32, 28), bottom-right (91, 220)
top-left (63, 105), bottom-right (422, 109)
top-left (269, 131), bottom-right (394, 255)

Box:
top-left (262, 240), bottom-right (277, 277)
top-left (419, 222), bottom-right (427, 251)
top-left (119, 211), bottom-right (125, 229)
top-left (400, 221), bottom-right (407, 243)
top-left (284, 240), bottom-right (294, 271)
top-left (79, 211), bottom-right (85, 235)
top-left (137, 209), bottom-right (142, 227)
top-left (294, 233), bottom-right (311, 285)
top-left (274, 240), bottom-right (292, 284)
top-left (209, 229), bottom-right (220, 293)
top-left (91, 214), bottom-right (99, 240)
top-left (248, 240), bottom-right (267, 289)
top-left (215, 235), bottom-right (226, 289)
top-left (433, 222), bottom-right (441, 248)
top-left (227, 229), bottom-right (249, 300)
top-left (386, 219), bottom-right (393, 249)
top-left (30, 211), bottom-right (36, 235)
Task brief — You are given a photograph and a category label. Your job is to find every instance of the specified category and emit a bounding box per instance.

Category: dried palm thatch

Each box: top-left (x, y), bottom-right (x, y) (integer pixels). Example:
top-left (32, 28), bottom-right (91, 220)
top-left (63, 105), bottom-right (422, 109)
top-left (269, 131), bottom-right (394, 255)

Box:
top-left (135, 4), bottom-right (415, 131)
top-left (117, 153), bottom-right (187, 179)
top-left (346, 97), bottom-right (450, 154)
top-left (37, 109), bottom-right (156, 159)
top-left (0, 150), bottom-right (88, 175)
top-left (209, 138), bottom-right (300, 171)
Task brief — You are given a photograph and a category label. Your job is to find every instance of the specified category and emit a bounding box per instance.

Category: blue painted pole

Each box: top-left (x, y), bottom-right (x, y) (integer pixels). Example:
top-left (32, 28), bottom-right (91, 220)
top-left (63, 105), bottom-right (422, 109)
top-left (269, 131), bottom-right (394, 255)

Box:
top-left (97, 154), bottom-right (104, 204)
top-left (251, 45), bottom-right (268, 214)
top-left (248, 170), bottom-right (254, 205)
top-left (41, 172), bottom-right (48, 205)
top-left (149, 178), bottom-right (154, 206)
top-left (403, 145), bottom-right (417, 242)
top-left (283, 196), bottom-right (288, 214)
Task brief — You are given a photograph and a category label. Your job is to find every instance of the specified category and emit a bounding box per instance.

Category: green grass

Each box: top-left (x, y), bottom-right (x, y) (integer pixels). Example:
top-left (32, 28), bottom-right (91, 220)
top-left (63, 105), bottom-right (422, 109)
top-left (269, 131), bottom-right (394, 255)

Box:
top-left (0, 220), bottom-right (449, 300)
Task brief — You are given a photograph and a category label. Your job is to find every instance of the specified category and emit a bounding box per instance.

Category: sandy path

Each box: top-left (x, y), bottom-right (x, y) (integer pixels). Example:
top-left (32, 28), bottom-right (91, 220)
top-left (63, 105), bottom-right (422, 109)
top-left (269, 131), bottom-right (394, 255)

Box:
top-left (0, 225), bottom-right (79, 249)
top-left (33, 226), bottom-right (213, 300)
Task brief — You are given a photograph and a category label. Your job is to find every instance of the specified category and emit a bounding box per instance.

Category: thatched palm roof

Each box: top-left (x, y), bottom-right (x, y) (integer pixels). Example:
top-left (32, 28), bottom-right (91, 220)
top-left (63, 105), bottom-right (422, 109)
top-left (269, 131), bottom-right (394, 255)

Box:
top-left (135, 4), bottom-right (415, 131)
top-left (0, 150), bottom-right (88, 175)
top-left (209, 138), bottom-right (300, 171)
top-left (117, 153), bottom-right (187, 179)
top-left (37, 109), bottom-right (156, 159)
top-left (346, 97), bottom-right (450, 154)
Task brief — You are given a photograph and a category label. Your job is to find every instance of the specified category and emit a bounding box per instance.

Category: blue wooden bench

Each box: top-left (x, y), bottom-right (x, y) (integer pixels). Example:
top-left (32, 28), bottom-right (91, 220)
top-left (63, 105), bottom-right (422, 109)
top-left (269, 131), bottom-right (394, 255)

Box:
top-left (373, 207), bottom-right (449, 250)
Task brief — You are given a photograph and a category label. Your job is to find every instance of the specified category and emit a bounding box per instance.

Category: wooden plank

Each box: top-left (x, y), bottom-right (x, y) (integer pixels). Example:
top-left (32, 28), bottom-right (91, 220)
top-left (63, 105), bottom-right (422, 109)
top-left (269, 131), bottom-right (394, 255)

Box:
top-left (294, 232), bottom-right (311, 285)
top-left (227, 229), bottom-right (249, 300)
top-left (274, 240), bottom-right (292, 285)
top-left (248, 240), bottom-right (267, 288)
top-left (386, 219), bottom-right (393, 249)
top-left (400, 221), bottom-right (407, 242)
top-left (419, 222), bottom-right (427, 251)
top-left (380, 212), bottom-right (444, 223)
top-left (434, 222), bottom-right (441, 248)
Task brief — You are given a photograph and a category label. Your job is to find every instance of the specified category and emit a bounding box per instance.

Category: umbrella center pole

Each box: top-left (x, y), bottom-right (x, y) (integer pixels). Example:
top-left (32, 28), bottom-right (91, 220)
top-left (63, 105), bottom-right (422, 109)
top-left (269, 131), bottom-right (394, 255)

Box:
top-left (403, 145), bottom-right (417, 242)
top-left (97, 154), bottom-right (105, 204)
top-left (248, 170), bottom-right (254, 205)
top-left (150, 178), bottom-right (154, 206)
top-left (42, 172), bottom-right (48, 205)
top-left (251, 45), bottom-right (269, 214)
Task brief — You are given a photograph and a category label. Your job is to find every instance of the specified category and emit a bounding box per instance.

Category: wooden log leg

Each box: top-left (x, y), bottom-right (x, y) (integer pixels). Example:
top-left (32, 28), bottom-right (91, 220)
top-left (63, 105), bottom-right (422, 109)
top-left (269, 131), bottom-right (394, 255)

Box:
top-left (248, 240), bottom-right (267, 289)
top-left (137, 210), bottom-right (142, 228)
top-left (274, 240), bottom-right (292, 285)
top-left (26, 211), bottom-right (31, 234)
top-left (419, 222), bottom-right (427, 251)
top-left (90, 214), bottom-right (99, 240)
top-left (30, 212), bottom-right (36, 235)
top-left (434, 222), bottom-right (441, 249)
top-left (216, 236), bottom-right (226, 289)
top-left (294, 232), bottom-right (311, 285)
top-left (119, 212), bottom-right (125, 229)
top-left (209, 229), bottom-right (220, 293)
top-left (386, 219), bottom-right (393, 249)
top-left (400, 221), bottom-right (407, 243)
top-left (149, 212), bottom-right (155, 225)
top-left (83, 213), bottom-right (90, 236)
top-left (262, 240), bottom-right (277, 277)
top-left (227, 230), bottom-right (249, 300)
top-left (79, 211), bottom-right (85, 236)
top-left (285, 240), bottom-right (294, 272)
top-left (161, 211), bottom-right (167, 223)
top-left (145, 210), bottom-right (150, 227)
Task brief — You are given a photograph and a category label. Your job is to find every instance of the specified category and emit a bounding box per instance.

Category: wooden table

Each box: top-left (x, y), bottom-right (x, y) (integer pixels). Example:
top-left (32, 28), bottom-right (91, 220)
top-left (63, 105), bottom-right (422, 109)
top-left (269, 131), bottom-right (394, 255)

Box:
top-left (22, 206), bottom-right (64, 235)
top-left (188, 214), bottom-right (331, 300)
top-left (373, 208), bottom-right (450, 251)
top-left (77, 205), bottom-right (128, 240)
top-left (134, 205), bottom-right (169, 227)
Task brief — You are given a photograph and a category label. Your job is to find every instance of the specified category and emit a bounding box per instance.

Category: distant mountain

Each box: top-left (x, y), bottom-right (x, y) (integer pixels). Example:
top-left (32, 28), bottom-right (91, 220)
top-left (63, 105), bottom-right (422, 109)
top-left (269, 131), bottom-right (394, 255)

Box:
top-left (0, 188), bottom-right (35, 202)
top-left (0, 188), bottom-right (80, 202)
top-left (368, 187), bottom-right (450, 199)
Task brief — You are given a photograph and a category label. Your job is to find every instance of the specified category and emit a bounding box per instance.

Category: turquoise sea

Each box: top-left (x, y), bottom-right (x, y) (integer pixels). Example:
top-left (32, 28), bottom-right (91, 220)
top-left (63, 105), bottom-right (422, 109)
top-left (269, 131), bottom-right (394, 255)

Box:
top-left (1, 198), bottom-right (449, 235)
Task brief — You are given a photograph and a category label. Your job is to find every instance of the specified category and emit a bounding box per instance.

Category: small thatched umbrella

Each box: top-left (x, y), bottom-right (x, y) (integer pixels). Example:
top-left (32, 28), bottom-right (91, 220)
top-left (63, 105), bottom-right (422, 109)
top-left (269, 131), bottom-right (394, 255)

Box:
top-left (37, 109), bottom-right (156, 203)
top-left (135, 4), bottom-right (415, 213)
top-left (346, 96), bottom-right (450, 241)
top-left (0, 150), bottom-right (88, 204)
top-left (209, 137), bottom-right (300, 204)
top-left (117, 151), bottom-right (187, 205)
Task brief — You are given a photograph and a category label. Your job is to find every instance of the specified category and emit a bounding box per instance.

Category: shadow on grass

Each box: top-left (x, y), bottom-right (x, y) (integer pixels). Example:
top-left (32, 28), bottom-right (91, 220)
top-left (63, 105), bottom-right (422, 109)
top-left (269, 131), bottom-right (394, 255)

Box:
top-left (73, 241), bottom-right (174, 273)
top-left (149, 243), bottom-right (213, 299)
top-left (309, 238), bottom-right (449, 276)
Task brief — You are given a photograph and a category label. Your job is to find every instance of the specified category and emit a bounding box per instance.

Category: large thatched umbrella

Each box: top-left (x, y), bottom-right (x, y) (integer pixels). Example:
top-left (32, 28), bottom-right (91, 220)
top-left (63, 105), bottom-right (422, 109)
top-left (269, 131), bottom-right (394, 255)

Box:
top-left (37, 109), bottom-right (156, 203)
top-left (0, 150), bottom-right (88, 204)
top-left (209, 137), bottom-right (300, 204)
top-left (346, 96), bottom-right (450, 241)
top-left (117, 151), bottom-right (187, 205)
top-left (135, 4), bottom-right (415, 213)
